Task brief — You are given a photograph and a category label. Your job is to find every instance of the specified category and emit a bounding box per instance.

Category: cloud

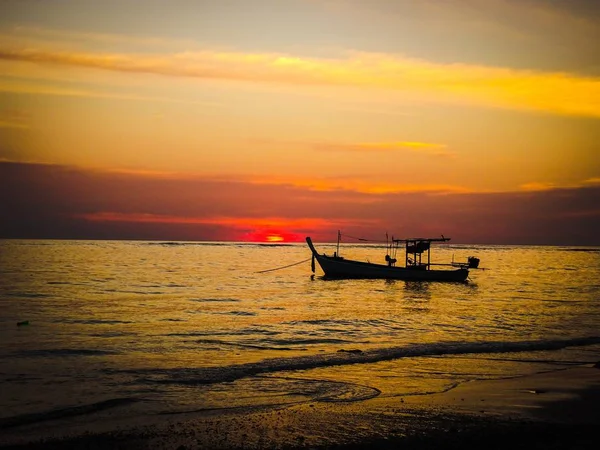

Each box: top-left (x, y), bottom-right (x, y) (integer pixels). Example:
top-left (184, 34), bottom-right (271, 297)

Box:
top-left (0, 120), bottom-right (28, 129)
top-left (2, 161), bottom-right (599, 244)
top-left (1, 46), bottom-right (599, 117)
top-left (0, 77), bottom-right (223, 106)
top-left (0, 108), bottom-right (30, 129)
top-left (5, 25), bottom-right (198, 50)
top-left (312, 140), bottom-right (454, 157)
top-left (520, 178), bottom-right (600, 191)
top-left (247, 174), bottom-right (469, 195)
top-left (519, 182), bottom-right (557, 192)
top-left (85, 167), bottom-right (469, 195)
top-left (81, 165), bottom-right (472, 195)
top-left (312, 0), bottom-right (600, 74)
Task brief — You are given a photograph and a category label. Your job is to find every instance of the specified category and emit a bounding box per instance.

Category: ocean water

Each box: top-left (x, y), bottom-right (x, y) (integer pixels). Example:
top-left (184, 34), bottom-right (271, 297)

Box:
top-left (1, 239), bottom-right (599, 433)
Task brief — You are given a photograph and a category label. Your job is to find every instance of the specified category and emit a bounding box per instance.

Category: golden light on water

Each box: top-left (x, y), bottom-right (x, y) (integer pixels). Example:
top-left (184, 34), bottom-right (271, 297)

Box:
top-left (1, 1), bottom-right (599, 245)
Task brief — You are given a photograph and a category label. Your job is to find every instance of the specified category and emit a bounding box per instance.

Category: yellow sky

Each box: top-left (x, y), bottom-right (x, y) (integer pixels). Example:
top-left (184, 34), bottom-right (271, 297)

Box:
top-left (1, 0), bottom-right (599, 243)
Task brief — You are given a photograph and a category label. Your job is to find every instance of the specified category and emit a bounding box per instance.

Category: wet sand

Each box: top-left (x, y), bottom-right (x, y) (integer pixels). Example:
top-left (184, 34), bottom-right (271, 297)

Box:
top-left (2, 364), bottom-right (599, 449)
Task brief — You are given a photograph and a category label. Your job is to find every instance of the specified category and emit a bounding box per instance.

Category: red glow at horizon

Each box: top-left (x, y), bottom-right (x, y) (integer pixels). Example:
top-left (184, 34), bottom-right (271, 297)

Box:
top-left (243, 229), bottom-right (302, 243)
top-left (76, 212), bottom-right (326, 242)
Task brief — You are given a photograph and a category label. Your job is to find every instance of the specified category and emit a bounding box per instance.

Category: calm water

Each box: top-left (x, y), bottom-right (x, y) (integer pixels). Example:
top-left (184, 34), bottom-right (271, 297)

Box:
top-left (1, 240), bottom-right (600, 430)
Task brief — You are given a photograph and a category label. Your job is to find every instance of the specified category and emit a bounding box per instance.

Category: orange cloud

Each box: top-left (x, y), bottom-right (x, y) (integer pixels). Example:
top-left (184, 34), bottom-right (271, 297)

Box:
top-left (244, 174), bottom-right (469, 194)
top-left (0, 77), bottom-right (222, 106)
top-left (79, 166), bottom-right (472, 195)
top-left (312, 140), bottom-right (454, 157)
top-left (519, 182), bottom-right (557, 192)
top-left (0, 108), bottom-right (30, 129)
top-left (1, 45), bottom-right (599, 117)
top-left (4, 25), bottom-right (198, 50)
top-left (520, 178), bottom-right (600, 191)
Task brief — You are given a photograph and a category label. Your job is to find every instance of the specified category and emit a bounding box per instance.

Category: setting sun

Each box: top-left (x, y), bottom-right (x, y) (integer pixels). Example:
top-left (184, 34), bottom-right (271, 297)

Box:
top-left (244, 228), bottom-right (302, 243)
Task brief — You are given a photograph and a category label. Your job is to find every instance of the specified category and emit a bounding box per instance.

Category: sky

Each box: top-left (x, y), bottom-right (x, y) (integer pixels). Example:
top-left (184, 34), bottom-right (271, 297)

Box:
top-left (1, 0), bottom-right (599, 244)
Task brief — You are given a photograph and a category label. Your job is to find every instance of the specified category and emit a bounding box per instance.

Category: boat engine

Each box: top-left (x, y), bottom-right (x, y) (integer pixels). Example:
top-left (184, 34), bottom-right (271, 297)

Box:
top-left (385, 254), bottom-right (397, 266)
top-left (467, 256), bottom-right (480, 269)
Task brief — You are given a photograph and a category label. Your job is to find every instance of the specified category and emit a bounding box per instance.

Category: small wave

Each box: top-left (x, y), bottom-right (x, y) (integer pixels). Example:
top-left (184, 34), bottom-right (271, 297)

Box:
top-left (104, 288), bottom-right (164, 295)
top-left (13, 348), bottom-right (119, 357)
top-left (127, 336), bottom-right (600, 386)
top-left (195, 337), bottom-right (354, 351)
top-left (167, 326), bottom-right (280, 338)
top-left (538, 298), bottom-right (590, 304)
top-left (213, 311), bottom-right (257, 316)
top-left (133, 283), bottom-right (186, 288)
top-left (286, 318), bottom-right (395, 329)
top-left (5, 292), bottom-right (50, 298)
top-left (196, 339), bottom-right (299, 351)
top-left (190, 297), bottom-right (241, 303)
top-left (286, 319), bottom-right (353, 326)
top-left (89, 331), bottom-right (137, 337)
top-left (306, 379), bottom-right (381, 403)
top-left (266, 337), bottom-right (355, 346)
top-left (57, 319), bottom-right (134, 325)
top-left (0, 397), bottom-right (139, 429)
top-left (564, 248), bottom-right (600, 253)
top-left (90, 278), bottom-right (115, 283)
top-left (158, 377), bottom-right (380, 414)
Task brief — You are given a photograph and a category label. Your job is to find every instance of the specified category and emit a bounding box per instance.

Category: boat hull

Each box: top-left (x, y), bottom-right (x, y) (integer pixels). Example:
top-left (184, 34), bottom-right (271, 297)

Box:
top-left (306, 237), bottom-right (468, 282)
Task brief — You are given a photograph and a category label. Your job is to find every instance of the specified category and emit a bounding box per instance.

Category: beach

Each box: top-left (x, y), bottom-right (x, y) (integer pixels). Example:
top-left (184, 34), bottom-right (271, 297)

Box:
top-left (2, 364), bottom-right (599, 449)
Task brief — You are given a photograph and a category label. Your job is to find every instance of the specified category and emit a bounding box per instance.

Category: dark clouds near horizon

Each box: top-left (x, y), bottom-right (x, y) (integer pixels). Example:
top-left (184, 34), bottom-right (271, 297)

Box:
top-left (1, 161), bottom-right (599, 245)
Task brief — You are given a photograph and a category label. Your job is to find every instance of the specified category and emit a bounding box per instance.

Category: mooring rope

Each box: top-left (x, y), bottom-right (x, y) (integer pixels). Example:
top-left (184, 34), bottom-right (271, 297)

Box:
top-left (340, 233), bottom-right (387, 243)
top-left (255, 257), bottom-right (312, 274)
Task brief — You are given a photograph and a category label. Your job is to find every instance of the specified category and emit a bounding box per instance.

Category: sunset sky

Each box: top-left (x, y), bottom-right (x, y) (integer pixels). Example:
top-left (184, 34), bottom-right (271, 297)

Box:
top-left (1, 0), bottom-right (599, 244)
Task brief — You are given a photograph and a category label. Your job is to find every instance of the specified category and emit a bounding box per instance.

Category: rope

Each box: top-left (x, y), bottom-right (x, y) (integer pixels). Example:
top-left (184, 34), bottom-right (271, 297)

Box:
top-left (341, 233), bottom-right (387, 243)
top-left (255, 257), bottom-right (312, 274)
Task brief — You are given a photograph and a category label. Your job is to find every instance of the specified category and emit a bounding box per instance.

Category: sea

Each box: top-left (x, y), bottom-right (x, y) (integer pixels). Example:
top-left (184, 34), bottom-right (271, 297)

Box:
top-left (1, 239), bottom-right (600, 437)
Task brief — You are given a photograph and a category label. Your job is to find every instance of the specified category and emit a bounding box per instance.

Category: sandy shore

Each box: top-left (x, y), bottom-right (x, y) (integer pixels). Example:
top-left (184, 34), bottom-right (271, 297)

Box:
top-left (2, 364), bottom-right (599, 449)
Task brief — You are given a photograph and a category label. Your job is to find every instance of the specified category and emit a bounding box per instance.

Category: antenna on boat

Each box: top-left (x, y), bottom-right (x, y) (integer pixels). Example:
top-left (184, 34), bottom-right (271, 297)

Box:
top-left (386, 232), bottom-right (389, 257)
top-left (336, 230), bottom-right (341, 257)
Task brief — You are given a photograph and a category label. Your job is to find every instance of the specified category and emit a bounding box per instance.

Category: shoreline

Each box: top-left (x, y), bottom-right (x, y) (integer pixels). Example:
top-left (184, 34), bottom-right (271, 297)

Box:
top-left (2, 365), bottom-right (599, 449)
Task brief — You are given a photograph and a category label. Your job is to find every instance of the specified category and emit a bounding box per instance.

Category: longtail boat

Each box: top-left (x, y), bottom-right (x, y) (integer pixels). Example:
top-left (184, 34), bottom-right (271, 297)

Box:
top-left (306, 232), bottom-right (479, 282)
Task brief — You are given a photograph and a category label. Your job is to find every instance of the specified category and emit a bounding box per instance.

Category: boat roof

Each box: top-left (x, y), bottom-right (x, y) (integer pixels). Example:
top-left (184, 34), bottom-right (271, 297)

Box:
top-left (392, 236), bottom-right (450, 243)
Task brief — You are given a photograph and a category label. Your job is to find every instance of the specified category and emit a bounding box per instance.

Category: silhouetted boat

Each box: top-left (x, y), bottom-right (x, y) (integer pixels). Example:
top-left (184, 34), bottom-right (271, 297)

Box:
top-left (306, 232), bottom-right (479, 282)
